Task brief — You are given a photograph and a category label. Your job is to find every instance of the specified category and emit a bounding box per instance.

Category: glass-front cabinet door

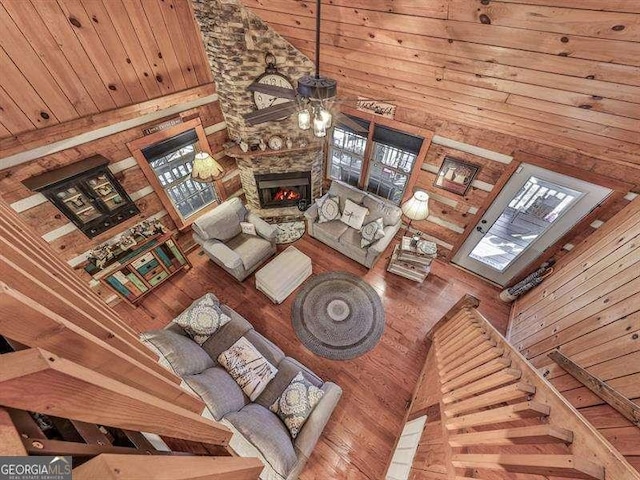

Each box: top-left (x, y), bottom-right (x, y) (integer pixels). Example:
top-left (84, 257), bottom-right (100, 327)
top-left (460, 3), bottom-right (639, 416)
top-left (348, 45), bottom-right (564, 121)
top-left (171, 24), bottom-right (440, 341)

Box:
top-left (85, 173), bottom-right (126, 212)
top-left (23, 155), bottom-right (140, 238)
top-left (54, 185), bottom-right (103, 224)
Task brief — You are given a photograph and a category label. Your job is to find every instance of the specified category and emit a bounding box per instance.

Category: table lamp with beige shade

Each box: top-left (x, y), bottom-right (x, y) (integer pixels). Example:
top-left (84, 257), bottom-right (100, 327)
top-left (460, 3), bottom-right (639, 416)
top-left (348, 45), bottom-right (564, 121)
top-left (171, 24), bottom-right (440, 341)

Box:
top-left (401, 190), bottom-right (430, 243)
top-left (191, 151), bottom-right (225, 183)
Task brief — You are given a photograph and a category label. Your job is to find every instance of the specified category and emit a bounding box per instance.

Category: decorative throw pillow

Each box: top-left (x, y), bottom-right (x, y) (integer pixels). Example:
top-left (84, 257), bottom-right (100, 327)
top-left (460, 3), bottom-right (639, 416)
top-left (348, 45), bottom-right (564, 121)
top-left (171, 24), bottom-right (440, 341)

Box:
top-left (218, 337), bottom-right (278, 401)
top-left (360, 218), bottom-right (385, 248)
top-left (270, 372), bottom-right (324, 439)
top-left (172, 293), bottom-right (231, 345)
top-left (240, 221), bottom-right (257, 235)
top-left (340, 198), bottom-right (369, 230)
top-left (317, 195), bottom-right (341, 223)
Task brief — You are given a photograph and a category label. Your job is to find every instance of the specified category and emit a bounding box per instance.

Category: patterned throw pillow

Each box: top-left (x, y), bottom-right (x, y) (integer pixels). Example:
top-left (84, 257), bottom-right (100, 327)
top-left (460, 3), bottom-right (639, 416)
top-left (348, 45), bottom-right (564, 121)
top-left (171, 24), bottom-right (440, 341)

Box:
top-left (340, 198), bottom-right (369, 230)
top-left (240, 221), bottom-right (257, 235)
top-left (172, 293), bottom-right (231, 345)
top-left (360, 218), bottom-right (385, 248)
top-left (270, 372), bottom-right (324, 439)
top-left (218, 337), bottom-right (278, 401)
top-left (317, 195), bottom-right (341, 223)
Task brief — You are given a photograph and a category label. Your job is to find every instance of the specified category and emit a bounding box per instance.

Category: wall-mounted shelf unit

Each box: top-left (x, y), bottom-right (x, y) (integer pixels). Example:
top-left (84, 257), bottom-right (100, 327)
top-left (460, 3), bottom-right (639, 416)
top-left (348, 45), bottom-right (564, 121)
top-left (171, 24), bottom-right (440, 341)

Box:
top-left (23, 155), bottom-right (139, 238)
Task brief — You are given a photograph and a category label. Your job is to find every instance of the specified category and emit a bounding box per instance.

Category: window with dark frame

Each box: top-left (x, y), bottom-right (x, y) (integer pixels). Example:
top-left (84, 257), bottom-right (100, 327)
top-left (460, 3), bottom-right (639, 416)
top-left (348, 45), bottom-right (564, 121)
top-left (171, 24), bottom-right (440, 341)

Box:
top-left (141, 129), bottom-right (218, 221)
top-left (328, 116), bottom-right (423, 205)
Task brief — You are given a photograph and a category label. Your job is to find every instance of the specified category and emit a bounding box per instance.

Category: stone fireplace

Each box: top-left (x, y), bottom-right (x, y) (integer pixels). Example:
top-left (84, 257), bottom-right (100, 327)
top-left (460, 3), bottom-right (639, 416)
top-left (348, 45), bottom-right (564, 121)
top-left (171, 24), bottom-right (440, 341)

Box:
top-left (232, 146), bottom-right (324, 220)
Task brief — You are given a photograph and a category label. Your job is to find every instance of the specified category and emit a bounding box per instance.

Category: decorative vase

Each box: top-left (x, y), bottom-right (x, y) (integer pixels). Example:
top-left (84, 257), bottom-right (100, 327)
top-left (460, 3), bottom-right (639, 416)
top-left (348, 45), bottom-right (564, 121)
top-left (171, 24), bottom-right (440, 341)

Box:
top-left (239, 140), bottom-right (249, 152)
top-left (259, 138), bottom-right (267, 151)
top-left (286, 137), bottom-right (293, 149)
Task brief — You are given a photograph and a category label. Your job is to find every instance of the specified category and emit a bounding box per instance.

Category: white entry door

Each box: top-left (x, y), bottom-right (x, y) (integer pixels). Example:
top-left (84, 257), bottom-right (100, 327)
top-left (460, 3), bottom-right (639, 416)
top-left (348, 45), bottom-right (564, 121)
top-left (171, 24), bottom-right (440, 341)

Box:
top-left (452, 163), bottom-right (612, 286)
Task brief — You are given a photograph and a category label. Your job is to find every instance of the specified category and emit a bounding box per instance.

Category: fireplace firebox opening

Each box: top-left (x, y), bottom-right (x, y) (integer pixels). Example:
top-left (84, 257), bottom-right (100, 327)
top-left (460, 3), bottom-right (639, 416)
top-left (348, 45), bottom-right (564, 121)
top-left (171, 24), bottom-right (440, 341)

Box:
top-left (255, 171), bottom-right (312, 209)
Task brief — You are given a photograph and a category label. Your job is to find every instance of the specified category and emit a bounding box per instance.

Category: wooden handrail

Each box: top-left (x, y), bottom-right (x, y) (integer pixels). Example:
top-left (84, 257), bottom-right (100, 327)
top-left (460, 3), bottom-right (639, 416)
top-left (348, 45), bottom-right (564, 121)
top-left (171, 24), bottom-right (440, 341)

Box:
top-left (0, 348), bottom-right (231, 447)
top-left (72, 455), bottom-right (263, 480)
top-left (427, 295), bottom-right (640, 480)
top-left (549, 350), bottom-right (640, 427)
top-left (0, 283), bottom-right (203, 413)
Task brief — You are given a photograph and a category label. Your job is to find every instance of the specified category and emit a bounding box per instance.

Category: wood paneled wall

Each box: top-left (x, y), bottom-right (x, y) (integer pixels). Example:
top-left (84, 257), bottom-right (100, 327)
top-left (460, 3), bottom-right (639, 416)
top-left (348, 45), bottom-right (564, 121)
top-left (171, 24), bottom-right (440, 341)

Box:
top-left (242, 0), bottom-right (640, 265)
top-left (242, 0), bottom-right (640, 166)
top-left (0, 0), bottom-right (212, 138)
top-left (509, 198), bottom-right (640, 470)
top-left (0, 95), bottom-right (237, 302)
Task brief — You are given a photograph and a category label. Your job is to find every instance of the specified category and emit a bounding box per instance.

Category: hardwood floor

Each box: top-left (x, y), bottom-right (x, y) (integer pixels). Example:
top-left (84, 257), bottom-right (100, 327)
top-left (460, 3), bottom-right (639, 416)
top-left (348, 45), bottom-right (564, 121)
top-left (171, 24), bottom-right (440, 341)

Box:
top-left (114, 233), bottom-right (510, 479)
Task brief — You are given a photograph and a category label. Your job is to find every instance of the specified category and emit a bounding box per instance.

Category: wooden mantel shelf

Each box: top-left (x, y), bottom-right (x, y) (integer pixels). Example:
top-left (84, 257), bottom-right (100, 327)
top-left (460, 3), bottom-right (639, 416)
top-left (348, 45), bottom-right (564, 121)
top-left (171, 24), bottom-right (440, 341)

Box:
top-left (224, 142), bottom-right (323, 159)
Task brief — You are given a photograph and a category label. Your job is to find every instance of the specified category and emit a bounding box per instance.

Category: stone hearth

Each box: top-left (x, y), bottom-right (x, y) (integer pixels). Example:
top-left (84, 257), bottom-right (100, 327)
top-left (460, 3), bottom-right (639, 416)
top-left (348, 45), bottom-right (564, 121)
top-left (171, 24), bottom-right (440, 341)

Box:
top-left (233, 147), bottom-right (323, 220)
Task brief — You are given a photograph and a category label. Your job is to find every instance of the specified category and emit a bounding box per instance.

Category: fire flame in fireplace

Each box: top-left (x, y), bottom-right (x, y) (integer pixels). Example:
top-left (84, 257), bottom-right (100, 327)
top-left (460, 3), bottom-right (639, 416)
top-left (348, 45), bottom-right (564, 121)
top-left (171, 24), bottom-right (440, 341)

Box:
top-left (274, 188), bottom-right (301, 202)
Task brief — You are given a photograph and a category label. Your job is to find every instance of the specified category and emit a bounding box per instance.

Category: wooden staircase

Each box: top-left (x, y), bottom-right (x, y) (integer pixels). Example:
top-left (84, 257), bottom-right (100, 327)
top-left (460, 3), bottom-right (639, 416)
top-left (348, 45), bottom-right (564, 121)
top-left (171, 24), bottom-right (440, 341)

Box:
top-left (397, 295), bottom-right (640, 480)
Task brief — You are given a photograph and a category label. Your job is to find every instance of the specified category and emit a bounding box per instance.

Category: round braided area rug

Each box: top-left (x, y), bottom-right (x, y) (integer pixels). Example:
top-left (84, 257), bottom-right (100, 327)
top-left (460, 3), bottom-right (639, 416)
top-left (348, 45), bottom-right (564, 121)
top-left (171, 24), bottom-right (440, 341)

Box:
top-left (291, 272), bottom-right (385, 360)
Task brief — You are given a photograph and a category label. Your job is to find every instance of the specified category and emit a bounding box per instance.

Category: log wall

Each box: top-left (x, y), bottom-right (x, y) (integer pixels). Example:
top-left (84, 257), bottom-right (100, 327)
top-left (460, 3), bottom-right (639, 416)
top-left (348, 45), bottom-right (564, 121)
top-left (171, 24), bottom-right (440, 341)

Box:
top-left (0, 89), bottom-right (239, 302)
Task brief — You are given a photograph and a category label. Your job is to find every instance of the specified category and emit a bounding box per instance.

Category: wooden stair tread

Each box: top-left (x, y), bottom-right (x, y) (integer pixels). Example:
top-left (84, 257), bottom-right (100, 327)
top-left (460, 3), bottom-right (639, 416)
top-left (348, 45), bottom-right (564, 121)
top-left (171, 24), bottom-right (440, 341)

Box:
top-left (438, 340), bottom-right (498, 374)
top-left (437, 324), bottom-right (485, 356)
top-left (442, 369), bottom-right (522, 404)
top-left (444, 382), bottom-right (536, 417)
top-left (441, 347), bottom-right (505, 382)
top-left (445, 401), bottom-right (551, 430)
top-left (451, 454), bottom-right (604, 480)
top-left (437, 334), bottom-right (490, 364)
top-left (441, 358), bottom-right (512, 393)
top-left (448, 425), bottom-right (574, 446)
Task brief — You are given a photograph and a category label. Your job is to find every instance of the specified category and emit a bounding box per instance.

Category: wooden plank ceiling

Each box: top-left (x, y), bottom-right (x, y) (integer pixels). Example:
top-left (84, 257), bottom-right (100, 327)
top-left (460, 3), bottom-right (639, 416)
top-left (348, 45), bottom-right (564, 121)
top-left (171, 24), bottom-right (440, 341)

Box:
top-left (0, 0), bottom-right (212, 139)
top-left (242, 0), bottom-right (640, 165)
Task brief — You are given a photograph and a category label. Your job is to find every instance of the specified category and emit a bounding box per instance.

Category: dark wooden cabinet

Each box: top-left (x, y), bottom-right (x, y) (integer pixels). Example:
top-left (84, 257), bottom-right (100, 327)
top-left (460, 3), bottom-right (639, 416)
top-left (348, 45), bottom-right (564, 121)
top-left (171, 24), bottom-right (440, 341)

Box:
top-left (23, 156), bottom-right (139, 238)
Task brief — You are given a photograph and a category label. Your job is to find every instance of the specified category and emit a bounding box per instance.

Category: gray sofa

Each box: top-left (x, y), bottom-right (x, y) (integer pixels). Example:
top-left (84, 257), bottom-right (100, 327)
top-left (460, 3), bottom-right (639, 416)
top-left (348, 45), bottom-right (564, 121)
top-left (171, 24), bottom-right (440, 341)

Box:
top-left (141, 294), bottom-right (342, 480)
top-left (193, 197), bottom-right (277, 281)
top-left (305, 181), bottom-right (402, 268)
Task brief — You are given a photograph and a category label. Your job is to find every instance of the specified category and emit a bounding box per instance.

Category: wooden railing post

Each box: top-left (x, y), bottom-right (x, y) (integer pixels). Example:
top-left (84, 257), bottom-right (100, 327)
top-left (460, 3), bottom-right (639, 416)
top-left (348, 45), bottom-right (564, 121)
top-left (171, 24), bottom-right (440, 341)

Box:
top-left (0, 407), bottom-right (26, 455)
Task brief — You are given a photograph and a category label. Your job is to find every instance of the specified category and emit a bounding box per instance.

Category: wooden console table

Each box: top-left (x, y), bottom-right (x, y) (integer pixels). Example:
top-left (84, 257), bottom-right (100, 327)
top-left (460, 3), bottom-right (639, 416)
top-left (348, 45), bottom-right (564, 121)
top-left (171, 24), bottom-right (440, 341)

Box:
top-left (91, 233), bottom-right (190, 305)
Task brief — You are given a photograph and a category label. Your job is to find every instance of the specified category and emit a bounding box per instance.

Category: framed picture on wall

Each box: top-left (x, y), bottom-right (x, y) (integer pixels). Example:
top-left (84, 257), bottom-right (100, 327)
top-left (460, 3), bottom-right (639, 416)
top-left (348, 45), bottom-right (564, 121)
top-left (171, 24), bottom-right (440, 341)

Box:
top-left (433, 156), bottom-right (480, 196)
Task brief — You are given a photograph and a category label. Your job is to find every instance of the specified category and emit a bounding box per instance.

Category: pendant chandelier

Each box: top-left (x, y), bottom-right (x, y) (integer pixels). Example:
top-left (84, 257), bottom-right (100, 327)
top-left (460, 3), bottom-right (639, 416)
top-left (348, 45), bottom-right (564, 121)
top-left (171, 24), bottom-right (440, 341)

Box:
top-left (296, 0), bottom-right (336, 138)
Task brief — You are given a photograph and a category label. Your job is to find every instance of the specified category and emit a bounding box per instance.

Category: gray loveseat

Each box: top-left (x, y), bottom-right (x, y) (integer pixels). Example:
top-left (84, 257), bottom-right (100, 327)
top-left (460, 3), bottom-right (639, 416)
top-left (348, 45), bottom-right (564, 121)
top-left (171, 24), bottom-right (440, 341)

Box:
top-left (193, 197), bottom-right (277, 281)
top-left (141, 293), bottom-right (342, 480)
top-left (305, 181), bottom-right (402, 268)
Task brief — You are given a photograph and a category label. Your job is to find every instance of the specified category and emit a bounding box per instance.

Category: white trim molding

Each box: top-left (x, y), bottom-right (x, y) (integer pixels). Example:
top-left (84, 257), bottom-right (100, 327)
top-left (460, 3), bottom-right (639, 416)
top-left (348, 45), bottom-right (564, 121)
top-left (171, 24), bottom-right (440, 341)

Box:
top-left (0, 94), bottom-right (219, 168)
top-left (431, 135), bottom-right (513, 164)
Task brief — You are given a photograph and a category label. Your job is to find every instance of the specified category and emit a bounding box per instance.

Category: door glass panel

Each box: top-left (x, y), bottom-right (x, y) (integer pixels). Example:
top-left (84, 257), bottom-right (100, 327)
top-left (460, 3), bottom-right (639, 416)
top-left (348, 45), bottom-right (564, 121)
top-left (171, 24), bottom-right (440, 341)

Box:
top-left (55, 186), bottom-right (101, 223)
top-left (86, 174), bottom-right (123, 211)
top-left (469, 176), bottom-right (582, 271)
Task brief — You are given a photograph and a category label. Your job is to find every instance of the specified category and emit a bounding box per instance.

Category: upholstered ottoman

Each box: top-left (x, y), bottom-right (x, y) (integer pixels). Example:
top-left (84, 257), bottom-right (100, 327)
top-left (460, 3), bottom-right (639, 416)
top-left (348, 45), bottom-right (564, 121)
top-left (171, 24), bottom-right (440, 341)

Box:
top-left (255, 246), bottom-right (312, 304)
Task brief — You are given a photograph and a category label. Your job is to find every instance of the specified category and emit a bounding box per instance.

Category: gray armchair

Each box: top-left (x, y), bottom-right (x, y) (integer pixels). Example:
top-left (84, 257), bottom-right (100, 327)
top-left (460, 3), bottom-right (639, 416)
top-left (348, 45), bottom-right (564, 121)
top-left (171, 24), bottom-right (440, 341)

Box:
top-left (193, 198), bottom-right (277, 281)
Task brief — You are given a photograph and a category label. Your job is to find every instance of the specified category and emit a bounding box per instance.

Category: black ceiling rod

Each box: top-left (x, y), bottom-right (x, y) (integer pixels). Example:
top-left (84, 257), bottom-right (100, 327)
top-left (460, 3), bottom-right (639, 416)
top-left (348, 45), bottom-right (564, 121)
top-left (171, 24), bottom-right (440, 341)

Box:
top-left (315, 0), bottom-right (321, 80)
